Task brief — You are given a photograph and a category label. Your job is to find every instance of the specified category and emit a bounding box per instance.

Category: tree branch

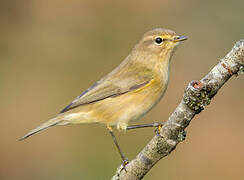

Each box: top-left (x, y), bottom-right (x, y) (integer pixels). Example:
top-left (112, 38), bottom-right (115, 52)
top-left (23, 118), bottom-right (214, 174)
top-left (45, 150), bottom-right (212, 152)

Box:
top-left (111, 40), bottom-right (244, 180)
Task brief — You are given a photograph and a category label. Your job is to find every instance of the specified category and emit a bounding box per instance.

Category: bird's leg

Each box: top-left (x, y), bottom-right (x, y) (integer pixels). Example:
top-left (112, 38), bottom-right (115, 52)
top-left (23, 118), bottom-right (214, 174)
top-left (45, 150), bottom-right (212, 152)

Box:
top-left (126, 122), bottom-right (163, 135)
top-left (126, 122), bottom-right (163, 130)
top-left (107, 126), bottom-right (129, 171)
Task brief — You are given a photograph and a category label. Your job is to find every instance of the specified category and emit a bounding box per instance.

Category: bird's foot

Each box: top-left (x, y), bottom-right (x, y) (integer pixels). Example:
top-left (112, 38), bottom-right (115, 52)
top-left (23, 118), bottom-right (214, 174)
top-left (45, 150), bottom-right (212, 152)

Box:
top-left (120, 159), bottom-right (129, 173)
top-left (155, 123), bottom-right (163, 137)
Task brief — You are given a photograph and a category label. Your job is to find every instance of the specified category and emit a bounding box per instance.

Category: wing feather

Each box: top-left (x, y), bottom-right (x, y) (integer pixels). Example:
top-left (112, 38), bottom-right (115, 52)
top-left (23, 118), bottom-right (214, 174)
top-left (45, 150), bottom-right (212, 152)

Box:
top-left (60, 76), bottom-right (153, 113)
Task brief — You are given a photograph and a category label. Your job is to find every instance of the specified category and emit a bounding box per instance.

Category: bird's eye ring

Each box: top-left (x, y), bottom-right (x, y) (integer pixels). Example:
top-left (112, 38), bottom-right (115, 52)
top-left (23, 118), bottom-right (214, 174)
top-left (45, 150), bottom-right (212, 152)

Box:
top-left (155, 37), bottom-right (163, 45)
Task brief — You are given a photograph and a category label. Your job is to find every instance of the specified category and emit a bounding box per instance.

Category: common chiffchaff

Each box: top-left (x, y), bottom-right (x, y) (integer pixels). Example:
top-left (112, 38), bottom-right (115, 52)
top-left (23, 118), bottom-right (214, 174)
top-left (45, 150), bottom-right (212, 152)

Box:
top-left (20, 28), bottom-right (187, 165)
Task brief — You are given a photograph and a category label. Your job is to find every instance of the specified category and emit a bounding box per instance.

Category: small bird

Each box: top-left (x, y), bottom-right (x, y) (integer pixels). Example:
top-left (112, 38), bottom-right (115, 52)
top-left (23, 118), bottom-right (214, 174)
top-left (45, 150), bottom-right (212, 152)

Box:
top-left (20, 28), bottom-right (187, 167)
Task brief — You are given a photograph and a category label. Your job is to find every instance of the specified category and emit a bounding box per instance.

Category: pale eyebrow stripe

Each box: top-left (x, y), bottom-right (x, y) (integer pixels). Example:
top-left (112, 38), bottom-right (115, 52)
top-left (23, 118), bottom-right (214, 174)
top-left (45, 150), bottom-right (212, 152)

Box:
top-left (143, 35), bottom-right (155, 41)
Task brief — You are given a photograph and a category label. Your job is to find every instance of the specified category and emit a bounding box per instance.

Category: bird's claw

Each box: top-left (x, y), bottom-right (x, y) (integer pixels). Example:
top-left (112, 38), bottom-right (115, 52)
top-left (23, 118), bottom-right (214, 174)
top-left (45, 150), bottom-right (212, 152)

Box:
top-left (155, 124), bottom-right (163, 137)
top-left (120, 159), bottom-right (129, 173)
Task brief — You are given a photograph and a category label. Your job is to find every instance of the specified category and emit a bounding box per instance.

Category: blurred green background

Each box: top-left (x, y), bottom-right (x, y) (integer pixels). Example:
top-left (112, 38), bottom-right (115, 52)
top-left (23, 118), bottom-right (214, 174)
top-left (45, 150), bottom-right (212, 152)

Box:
top-left (0, 0), bottom-right (243, 179)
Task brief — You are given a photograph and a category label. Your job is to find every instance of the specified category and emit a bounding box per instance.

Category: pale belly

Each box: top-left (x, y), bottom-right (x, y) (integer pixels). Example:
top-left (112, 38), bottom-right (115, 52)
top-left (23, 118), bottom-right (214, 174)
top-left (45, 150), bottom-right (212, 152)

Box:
top-left (60, 81), bottom-right (167, 130)
top-left (102, 87), bottom-right (165, 130)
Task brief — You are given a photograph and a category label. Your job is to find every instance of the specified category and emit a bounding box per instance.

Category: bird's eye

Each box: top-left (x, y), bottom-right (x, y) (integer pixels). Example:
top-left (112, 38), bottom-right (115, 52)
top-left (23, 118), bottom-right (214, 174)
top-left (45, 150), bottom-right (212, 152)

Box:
top-left (155, 37), bottom-right (163, 45)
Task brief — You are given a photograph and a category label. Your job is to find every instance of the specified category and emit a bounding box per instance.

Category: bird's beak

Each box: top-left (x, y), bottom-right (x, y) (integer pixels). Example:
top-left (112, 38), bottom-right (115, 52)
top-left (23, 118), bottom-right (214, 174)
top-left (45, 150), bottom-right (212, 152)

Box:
top-left (173, 36), bottom-right (188, 42)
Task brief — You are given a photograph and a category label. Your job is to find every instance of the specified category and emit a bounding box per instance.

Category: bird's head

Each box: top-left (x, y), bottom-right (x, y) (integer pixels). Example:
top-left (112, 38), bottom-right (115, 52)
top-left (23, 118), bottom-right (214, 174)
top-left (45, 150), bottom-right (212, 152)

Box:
top-left (136, 28), bottom-right (187, 61)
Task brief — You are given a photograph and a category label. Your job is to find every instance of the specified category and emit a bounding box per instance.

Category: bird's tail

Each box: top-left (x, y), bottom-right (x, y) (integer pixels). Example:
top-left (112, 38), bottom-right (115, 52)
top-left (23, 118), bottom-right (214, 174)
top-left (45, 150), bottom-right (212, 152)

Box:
top-left (19, 117), bottom-right (64, 141)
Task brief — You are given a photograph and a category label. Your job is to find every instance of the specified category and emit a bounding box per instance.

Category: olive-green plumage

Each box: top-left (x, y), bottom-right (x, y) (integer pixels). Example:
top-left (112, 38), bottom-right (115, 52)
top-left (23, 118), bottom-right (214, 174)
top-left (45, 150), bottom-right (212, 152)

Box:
top-left (20, 28), bottom-right (187, 140)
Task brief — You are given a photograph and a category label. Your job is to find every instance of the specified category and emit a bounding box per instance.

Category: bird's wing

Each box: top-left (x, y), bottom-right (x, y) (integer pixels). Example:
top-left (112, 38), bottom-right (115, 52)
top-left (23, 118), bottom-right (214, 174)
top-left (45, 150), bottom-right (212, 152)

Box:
top-left (59, 74), bottom-right (153, 113)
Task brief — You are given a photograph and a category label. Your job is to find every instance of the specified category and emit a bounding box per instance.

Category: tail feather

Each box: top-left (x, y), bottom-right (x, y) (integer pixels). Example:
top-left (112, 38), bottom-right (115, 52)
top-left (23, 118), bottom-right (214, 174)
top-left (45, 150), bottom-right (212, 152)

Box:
top-left (19, 118), bottom-right (62, 141)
